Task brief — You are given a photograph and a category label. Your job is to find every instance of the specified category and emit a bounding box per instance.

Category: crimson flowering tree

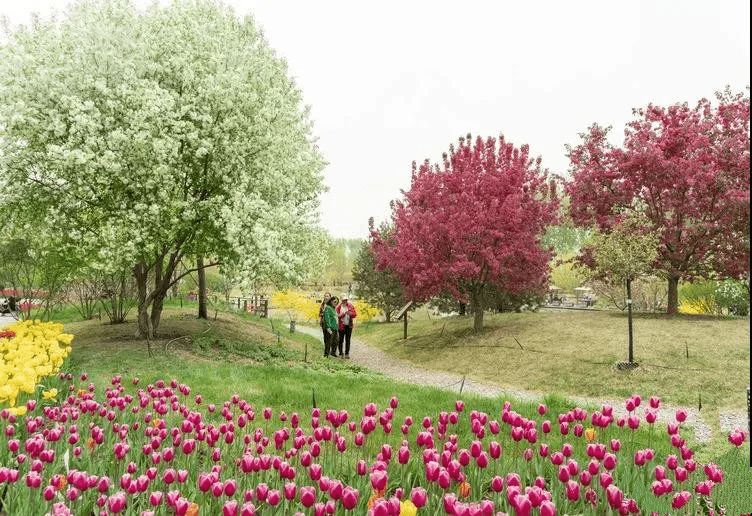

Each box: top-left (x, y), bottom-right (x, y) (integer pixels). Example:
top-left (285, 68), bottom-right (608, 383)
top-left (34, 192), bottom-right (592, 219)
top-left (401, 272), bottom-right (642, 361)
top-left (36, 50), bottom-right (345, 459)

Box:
top-left (370, 134), bottom-right (559, 331)
top-left (566, 88), bottom-right (750, 314)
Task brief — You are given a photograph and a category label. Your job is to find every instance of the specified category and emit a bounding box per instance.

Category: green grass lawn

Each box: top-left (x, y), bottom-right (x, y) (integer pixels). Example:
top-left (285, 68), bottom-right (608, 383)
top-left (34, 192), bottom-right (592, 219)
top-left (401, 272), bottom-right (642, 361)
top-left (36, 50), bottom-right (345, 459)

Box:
top-left (355, 308), bottom-right (749, 410)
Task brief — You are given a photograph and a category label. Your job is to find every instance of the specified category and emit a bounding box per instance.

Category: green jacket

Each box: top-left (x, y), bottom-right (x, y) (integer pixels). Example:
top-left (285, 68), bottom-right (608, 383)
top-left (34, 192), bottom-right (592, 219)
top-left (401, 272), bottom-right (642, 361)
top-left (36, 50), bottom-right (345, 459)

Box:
top-left (324, 305), bottom-right (338, 331)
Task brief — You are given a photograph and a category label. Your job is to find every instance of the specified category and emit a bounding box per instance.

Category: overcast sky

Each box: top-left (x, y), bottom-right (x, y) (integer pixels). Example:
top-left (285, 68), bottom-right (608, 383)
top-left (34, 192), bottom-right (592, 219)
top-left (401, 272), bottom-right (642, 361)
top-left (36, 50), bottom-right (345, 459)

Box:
top-left (2, 0), bottom-right (750, 239)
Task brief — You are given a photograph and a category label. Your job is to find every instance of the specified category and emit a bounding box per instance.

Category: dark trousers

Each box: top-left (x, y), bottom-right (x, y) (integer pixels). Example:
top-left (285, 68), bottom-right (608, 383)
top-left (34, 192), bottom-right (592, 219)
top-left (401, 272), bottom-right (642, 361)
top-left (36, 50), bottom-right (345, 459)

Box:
top-left (338, 326), bottom-right (352, 355)
top-left (324, 329), bottom-right (339, 356)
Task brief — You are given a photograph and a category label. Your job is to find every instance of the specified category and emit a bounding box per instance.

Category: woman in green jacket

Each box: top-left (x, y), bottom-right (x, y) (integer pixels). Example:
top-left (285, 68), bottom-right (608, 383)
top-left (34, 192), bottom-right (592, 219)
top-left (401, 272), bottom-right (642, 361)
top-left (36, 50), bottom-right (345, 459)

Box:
top-left (323, 296), bottom-right (339, 357)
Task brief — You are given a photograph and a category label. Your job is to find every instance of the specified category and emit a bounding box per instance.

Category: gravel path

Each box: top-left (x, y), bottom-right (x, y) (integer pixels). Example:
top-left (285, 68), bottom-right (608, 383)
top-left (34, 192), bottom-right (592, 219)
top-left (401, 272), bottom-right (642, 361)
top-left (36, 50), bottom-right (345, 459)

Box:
top-left (296, 325), bottom-right (748, 445)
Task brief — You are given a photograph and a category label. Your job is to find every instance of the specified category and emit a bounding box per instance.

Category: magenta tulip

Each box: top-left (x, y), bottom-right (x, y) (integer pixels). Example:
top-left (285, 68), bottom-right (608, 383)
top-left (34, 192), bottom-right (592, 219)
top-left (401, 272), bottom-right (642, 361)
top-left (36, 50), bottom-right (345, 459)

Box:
top-left (342, 486), bottom-right (359, 510)
top-left (107, 491), bottom-right (127, 513)
top-left (565, 480), bottom-right (580, 501)
top-left (149, 491), bottom-right (163, 506)
top-left (605, 485), bottom-right (623, 509)
top-left (299, 486), bottom-right (316, 508)
top-left (671, 490), bottom-right (691, 509)
top-left (540, 500), bottom-right (557, 516)
top-left (370, 469), bottom-right (387, 491)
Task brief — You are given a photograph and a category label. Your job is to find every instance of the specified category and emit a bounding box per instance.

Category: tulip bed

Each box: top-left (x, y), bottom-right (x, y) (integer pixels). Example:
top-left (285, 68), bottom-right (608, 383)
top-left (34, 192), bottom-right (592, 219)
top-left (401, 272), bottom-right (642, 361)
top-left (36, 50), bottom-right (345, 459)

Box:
top-left (1, 326), bottom-right (750, 515)
top-left (0, 320), bottom-right (74, 414)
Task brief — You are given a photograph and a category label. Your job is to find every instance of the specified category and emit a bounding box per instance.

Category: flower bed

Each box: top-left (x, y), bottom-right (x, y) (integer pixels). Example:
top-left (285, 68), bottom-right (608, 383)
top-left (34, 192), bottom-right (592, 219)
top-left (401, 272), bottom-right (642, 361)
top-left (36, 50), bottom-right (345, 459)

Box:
top-left (0, 320), bottom-right (73, 415)
top-left (0, 326), bottom-right (749, 515)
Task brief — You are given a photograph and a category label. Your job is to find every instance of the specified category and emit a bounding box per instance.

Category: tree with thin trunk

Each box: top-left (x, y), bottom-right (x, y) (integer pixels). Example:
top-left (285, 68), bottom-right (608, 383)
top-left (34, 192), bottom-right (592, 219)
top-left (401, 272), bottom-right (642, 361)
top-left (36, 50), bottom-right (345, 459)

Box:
top-left (0, 0), bottom-right (325, 338)
top-left (576, 220), bottom-right (658, 363)
top-left (370, 134), bottom-right (559, 332)
top-left (566, 88), bottom-right (750, 313)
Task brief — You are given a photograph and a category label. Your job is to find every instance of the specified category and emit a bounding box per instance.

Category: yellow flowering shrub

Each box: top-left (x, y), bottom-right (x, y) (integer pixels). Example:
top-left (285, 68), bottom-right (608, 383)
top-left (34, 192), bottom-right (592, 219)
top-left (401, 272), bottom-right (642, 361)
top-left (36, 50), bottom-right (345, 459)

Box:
top-left (0, 320), bottom-right (73, 408)
top-left (271, 290), bottom-right (320, 322)
top-left (679, 301), bottom-right (706, 314)
top-left (353, 300), bottom-right (380, 323)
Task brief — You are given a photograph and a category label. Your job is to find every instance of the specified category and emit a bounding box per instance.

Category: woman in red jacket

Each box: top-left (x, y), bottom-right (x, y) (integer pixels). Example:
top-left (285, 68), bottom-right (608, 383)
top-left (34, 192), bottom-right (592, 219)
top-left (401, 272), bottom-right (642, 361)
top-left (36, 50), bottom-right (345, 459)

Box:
top-left (336, 293), bottom-right (357, 359)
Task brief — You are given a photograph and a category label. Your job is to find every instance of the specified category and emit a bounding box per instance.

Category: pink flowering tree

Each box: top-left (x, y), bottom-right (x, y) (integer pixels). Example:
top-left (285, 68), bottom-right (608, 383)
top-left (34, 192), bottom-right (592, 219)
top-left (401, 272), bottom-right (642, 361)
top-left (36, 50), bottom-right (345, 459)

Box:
top-left (566, 88), bottom-right (750, 314)
top-left (370, 134), bottom-right (559, 331)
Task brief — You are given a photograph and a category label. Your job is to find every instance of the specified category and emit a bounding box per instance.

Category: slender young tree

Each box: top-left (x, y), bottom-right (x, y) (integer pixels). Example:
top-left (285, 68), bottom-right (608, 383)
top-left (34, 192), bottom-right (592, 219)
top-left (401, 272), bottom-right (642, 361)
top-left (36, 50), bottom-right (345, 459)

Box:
top-left (566, 88), bottom-right (750, 313)
top-left (370, 134), bottom-right (559, 331)
top-left (0, 0), bottom-right (325, 337)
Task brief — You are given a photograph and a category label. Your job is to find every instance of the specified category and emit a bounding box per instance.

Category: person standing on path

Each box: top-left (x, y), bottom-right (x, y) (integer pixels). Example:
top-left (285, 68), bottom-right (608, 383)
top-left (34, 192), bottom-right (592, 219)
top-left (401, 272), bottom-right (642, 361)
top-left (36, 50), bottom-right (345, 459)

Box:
top-left (318, 292), bottom-right (331, 349)
top-left (323, 296), bottom-right (339, 357)
top-left (336, 293), bottom-right (357, 359)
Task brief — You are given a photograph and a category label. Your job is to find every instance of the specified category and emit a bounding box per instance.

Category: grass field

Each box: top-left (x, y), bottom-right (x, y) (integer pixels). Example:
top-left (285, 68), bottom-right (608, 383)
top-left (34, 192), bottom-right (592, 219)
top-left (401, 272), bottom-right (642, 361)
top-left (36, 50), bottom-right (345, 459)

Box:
top-left (354, 307), bottom-right (749, 411)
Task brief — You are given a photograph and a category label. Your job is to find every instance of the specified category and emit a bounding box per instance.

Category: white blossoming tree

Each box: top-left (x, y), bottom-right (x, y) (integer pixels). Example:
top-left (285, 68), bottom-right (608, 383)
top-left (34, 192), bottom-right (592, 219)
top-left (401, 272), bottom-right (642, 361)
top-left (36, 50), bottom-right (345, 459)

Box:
top-left (0, 0), bottom-right (326, 338)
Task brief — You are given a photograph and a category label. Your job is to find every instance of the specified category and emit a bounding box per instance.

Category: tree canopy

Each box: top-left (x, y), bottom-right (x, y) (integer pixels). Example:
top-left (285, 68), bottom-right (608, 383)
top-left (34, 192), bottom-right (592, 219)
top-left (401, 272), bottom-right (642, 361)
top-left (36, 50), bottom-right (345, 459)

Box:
top-left (0, 0), bottom-right (326, 336)
top-left (566, 88), bottom-right (750, 313)
top-left (370, 134), bottom-right (559, 331)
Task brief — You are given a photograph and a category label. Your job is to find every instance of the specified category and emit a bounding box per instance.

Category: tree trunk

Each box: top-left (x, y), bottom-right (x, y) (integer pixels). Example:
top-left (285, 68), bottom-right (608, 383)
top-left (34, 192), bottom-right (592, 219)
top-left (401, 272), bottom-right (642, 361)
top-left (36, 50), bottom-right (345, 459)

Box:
top-left (471, 283), bottom-right (485, 332)
top-left (151, 290), bottom-right (166, 333)
top-left (197, 255), bottom-right (207, 319)
top-left (667, 275), bottom-right (680, 314)
top-left (134, 263), bottom-right (153, 338)
top-left (627, 277), bottom-right (634, 363)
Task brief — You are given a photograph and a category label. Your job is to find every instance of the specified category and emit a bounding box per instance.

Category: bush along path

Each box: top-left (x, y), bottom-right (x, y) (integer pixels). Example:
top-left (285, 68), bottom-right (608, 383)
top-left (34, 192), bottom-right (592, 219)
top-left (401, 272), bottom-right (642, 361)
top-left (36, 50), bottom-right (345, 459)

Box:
top-left (295, 325), bottom-right (746, 446)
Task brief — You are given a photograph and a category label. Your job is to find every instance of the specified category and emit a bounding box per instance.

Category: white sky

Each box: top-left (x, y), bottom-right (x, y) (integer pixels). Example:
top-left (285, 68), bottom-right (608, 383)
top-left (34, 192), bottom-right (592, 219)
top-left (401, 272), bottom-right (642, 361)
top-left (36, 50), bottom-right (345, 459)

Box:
top-left (2, 0), bottom-right (750, 239)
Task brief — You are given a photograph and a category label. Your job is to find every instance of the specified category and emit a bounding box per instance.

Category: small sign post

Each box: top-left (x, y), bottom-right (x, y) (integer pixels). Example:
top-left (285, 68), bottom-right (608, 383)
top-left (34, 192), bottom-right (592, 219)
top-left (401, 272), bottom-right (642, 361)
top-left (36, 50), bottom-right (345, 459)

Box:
top-left (394, 301), bottom-right (413, 340)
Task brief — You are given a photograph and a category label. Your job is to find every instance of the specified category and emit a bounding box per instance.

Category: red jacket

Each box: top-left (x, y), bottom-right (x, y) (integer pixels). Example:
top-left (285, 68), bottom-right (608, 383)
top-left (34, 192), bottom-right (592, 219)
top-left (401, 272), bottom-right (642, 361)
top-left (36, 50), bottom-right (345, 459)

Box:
top-left (336, 302), bottom-right (357, 330)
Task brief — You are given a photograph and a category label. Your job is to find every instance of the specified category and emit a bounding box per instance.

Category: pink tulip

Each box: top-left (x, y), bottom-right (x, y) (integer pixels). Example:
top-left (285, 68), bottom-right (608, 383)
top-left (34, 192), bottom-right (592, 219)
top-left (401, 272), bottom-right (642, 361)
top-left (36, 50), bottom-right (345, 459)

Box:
top-left (443, 493), bottom-right (458, 513)
top-left (370, 469), bottom-right (387, 491)
top-left (398, 445), bottom-right (410, 464)
top-left (149, 491), bottom-right (163, 506)
top-left (651, 480), bottom-right (665, 497)
top-left (728, 428), bottom-right (748, 447)
top-left (267, 489), bottom-right (281, 506)
top-left (43, 483), bottom-right (56, 501)
top-left (490, 476), bottom-right (504, 493)
top-left (605, 485), bottom-right (623, 509)
top-left (540, 500), bottom-right (557, 516)
top-left (309, 463), bottom-right (323, 481)
top-left (283, 482), bottom-right (297, 501)
top-left (438, 468), bottom-right (451, 489)
top-left (565, 480), bottom-right (580, 501)
top-left (300, 486), bottom-right (316, 508)
top-left (666, 455), bottom-right (679, 470)
top-left (342, 486), bottom-right (359, 510)
top-left (107, 491), bottom-right (127, 513)
top-left (671, 490), bottom-right (691, 509)
top-left (513, 493), bottom-right (532, 516)
top-left (695, 480), bottom-right (714, 496)
top-left (224, 479), bottom-right (238, 497)
top-left (255, 483), bottom-right (268, 501)
top-left (579, 471), bottom-right (592, 486)
top-left (408, 486), bottom-right (427, 508)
